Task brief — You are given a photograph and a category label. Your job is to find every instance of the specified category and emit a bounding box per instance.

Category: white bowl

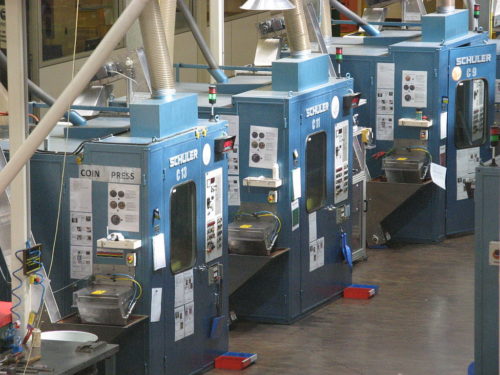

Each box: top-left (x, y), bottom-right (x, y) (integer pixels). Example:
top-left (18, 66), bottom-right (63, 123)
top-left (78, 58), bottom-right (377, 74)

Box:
top-left (41, 330), bottom-right (98, 342)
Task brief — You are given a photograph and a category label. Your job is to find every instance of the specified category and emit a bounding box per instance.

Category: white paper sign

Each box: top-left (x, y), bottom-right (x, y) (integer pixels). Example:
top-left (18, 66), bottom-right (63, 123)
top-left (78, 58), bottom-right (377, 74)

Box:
top-left (376, 89), bottom-right (395, 115)
top-left (183, 269), bottom-right (194, 304)
top-left (309, 241), bottom-right (318, 272)
top-left (291, 199), bottom-right (300, 232)
top-left (151, 287), bottom-right (162, 322)
top-left (376, 115), bottom-right (394, 141)
top-left (152, 233), bottom-right (166, 271)
top-left (228, 177), bottom-right (240, 206)
top-left (184, 302), bottom-right (195, 337)
top-left (248, 126), bottom-right (279, 169)
top-left (309, 212), bottom-right (317, 242)
top-left (309, 237), bottom-right (325, 272)
top-left (70, 246), bottom-right (92, 280)
top-left (175, 269), bottom-right (194, 307)
top-left (292, 168), bottom-right (302, 200)
top-left (79, 165), bottom-right (142, 184)
top-left (174, 306), bottom-right (185, 341)
top-left (402, 70), bottom-right (428, 108)
top-left (377, 63), bottom-right (395, 89)
top-left (316, 237), bottom-right (325, 269)
top-left (70, 212), bottom-right (93, 246)
top-left (440, 112), bottom-right (448, 140)
top-left (456, 147), bottom-right (480, 200)
top-left (174, 273), bottom-right (185, 308)
top-left (108, 183), bottom-right (140, 232)
top-left (70, 178), bottom-right (92, 212)
top-left (430, 163), bottom-right (447, 190)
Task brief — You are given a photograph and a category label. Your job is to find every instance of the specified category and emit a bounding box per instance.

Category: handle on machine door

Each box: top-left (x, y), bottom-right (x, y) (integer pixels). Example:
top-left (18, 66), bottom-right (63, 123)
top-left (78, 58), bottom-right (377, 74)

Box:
top-left (364, 199), bottom-right (368, 213)
top-left (324, 204), bottom-right (336, 212)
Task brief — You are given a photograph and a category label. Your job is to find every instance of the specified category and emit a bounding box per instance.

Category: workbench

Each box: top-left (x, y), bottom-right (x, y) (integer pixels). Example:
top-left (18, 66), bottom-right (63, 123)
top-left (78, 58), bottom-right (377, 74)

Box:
top-left (35, 340), bottom-right (118, 375)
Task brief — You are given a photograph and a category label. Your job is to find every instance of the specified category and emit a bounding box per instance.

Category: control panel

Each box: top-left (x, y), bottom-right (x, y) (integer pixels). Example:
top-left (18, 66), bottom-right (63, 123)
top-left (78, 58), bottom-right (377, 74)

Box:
top-left (205, 168), bottom-right (224, 262)
top-left (334, 120), bottom-right (349, 203)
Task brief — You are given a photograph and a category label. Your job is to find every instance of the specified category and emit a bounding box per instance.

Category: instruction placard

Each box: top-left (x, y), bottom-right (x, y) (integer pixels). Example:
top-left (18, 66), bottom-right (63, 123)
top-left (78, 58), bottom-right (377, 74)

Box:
top-left (174, 269), bottom-right (195, 341)
top-left (108, 183), bottom-right (140, 232)
top-left (309, 237), bottom-right (325, 272)
top-left (402, 70), bottom-right (428, 108)
top-left (248, 126), bottom-right (278, 169)
top-left (70, 212), bottom-right (93, 247)
top-left (376, 63), bottom-right (395, 141)
top-left (456, 147), bottom-right (480, 200)
top-left (70, 246), bottom-right (92, 280)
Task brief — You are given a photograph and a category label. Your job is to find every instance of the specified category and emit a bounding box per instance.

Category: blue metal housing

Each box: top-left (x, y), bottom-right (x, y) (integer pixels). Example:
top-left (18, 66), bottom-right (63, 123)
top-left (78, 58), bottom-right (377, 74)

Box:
top-left (327, 19), bottom-right (496, 243)
top-left (421, 10), bottom-right (469, 42)
top-left (229, 77), bottom-right (353, 323)
top-left (272, 54), bottom-right (330, 92)
top-left (474, 166), bottom-right (500, 375)
top-left (130, 93), bottom-right (199, 138)
top-left (21, 115), bottom-right (230, 375)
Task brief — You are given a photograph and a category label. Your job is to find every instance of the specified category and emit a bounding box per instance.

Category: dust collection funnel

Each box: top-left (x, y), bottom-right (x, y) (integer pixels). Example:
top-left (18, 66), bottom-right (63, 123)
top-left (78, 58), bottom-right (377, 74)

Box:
top-left (241, 0), bottom-right (296, 10)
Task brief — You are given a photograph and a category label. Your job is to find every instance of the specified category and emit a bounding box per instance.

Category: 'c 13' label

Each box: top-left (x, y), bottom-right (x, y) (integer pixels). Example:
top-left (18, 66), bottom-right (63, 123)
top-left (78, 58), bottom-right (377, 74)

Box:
top-left (79, 165), bottom-right (142, 184)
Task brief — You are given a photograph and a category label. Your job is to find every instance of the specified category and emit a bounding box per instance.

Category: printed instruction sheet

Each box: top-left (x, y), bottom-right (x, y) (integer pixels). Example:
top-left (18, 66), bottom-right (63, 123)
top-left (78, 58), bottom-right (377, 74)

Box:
top-left (108, 183), bottom-right (140, 232)
top-left (456, 147), bottom-right (480, 200)
top-left (248, 125), bottom-right (278, 169)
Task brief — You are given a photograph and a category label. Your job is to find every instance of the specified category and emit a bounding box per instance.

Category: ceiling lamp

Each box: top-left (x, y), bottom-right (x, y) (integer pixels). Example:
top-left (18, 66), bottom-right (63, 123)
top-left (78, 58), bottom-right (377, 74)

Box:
top-left (240, 0), bottom-right (296, 10)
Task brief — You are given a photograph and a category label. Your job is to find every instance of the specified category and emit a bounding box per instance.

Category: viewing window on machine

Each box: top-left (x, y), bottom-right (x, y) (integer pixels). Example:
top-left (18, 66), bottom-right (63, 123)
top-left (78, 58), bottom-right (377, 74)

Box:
top-left (306, 131), bottom-right (327, 213)
top-left (170, 181), bottom-right (197, 274)
top-left (455, 78), bottom-right (488, 149)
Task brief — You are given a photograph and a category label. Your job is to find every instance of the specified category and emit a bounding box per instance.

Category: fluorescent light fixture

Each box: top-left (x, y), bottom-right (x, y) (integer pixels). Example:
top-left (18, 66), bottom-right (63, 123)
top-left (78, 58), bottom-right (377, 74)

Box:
top-left (241, 0), bottom-right (296, 11)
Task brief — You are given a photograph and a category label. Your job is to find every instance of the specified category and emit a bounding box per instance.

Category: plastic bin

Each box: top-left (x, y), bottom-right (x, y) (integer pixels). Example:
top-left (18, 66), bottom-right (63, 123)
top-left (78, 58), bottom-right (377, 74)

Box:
top-left (343, 284), bottom-right (379, 299)
top-left (214, 352), bottom-right (257, 370)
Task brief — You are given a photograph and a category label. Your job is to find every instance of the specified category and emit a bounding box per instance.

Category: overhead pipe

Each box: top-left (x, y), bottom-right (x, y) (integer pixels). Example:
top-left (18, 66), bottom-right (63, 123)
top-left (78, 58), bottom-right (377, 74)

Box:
top-left (177, 0), bottom-right (228, 83)
top-left (329, 0), bottom-right (380, 36)
top-left (283, 0), bottom-right (312, 56)
top-left (0, 51), bottom-right (87, 126)
top-left (139, 0), bottom-right (175, 98)
top-left (0, 0), bottom-right (152, 197)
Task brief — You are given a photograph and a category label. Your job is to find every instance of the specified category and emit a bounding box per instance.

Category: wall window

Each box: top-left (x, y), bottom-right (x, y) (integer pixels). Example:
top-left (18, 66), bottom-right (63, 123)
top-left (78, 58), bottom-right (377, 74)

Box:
top-left (455, 78), bottom-right (488, 149)
top-left (306, 132), bottom-right (327, 212)
top-left (170, 181), bottom-right (197, 274)
top-left (41, 0), bottom-right (120, 61)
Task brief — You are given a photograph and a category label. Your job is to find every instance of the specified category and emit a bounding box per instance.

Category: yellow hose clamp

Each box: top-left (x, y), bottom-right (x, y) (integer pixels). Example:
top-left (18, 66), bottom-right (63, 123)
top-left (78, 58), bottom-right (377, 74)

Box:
top-left (201, 128), bottom-right (208, 137)
top-left (195, 129), bottom-right (201, 139)
top-left (76, 155), bottom-right (83, 165)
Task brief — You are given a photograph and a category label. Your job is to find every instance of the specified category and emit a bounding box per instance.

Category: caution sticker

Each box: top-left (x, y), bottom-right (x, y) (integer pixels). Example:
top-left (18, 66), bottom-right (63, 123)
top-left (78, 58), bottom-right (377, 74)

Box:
top-left (91, 290), bottom-right (107, 295)
top-left (396, 157), bottom-right (408, 161)
top-left (240, 224), bottom-right (253, 229)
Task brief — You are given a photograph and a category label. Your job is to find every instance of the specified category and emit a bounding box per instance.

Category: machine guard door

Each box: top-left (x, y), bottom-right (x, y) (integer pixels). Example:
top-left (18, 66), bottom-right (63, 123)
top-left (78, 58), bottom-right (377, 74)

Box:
top-left (299, 96), bottom-right (341, 312)
top-left (445, 43), bottom-right (496, 235)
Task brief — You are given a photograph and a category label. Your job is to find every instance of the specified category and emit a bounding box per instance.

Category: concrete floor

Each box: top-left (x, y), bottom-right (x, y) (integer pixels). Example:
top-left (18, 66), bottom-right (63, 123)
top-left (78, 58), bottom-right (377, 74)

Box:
top-left (209, 235), bottom-right (474, 375)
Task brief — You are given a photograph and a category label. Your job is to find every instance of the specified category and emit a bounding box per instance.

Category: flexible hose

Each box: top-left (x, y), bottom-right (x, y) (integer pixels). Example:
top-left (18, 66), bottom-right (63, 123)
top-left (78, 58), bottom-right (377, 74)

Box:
top-left (437, 0), bottom-right (455, 13)
top-left (321, 0), bottom-right (332, 38)
top-left (159, 0), bottom-right (177, 62)
top-left (139, 0), bottom-right (175, 98)
top-left (284, 0), bottom-right (312, 56)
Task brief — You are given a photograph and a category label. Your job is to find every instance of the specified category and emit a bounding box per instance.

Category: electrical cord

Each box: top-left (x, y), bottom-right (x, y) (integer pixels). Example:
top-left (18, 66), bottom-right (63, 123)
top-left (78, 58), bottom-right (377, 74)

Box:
top-left (94, 273), bottom-right (143, 311)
